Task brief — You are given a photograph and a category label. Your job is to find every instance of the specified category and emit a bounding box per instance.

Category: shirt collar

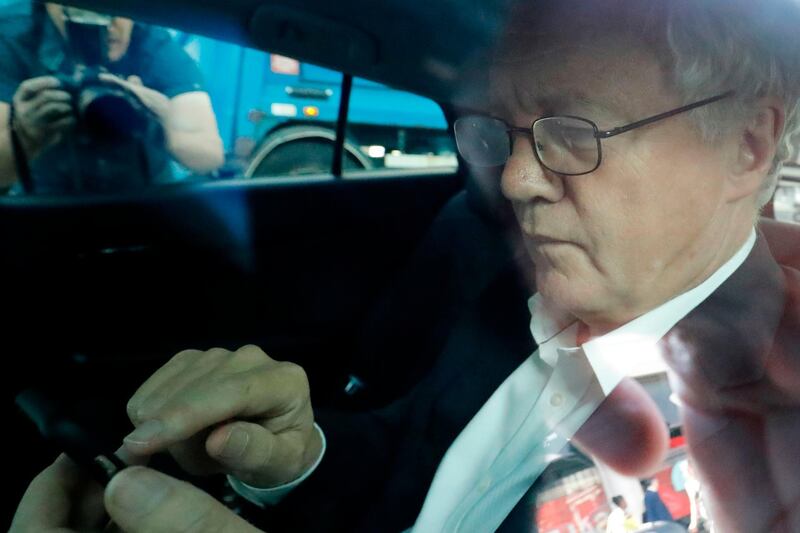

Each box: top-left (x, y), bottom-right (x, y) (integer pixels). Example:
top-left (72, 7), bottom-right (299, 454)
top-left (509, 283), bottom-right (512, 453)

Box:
top-left (529, 229), bottom-right (757, 394)
top-left (528, 293), bottom-right (573, 346)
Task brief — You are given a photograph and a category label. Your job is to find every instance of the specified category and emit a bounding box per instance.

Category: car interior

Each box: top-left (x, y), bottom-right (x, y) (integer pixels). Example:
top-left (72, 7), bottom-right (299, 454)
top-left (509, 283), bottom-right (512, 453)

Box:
top-left (2, 0), bottom-right (800, 529)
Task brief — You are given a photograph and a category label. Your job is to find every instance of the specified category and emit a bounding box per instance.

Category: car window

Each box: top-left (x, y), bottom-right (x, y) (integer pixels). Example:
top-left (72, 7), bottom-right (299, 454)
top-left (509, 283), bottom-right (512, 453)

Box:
top-left (4, 2), bottom-right (800, 533)
top-left (343, 76), bottom-right (457, 178)
top-left (215, 48), bottom-right (349, 179)
top-left (0, 3), bottom-right (457, 197)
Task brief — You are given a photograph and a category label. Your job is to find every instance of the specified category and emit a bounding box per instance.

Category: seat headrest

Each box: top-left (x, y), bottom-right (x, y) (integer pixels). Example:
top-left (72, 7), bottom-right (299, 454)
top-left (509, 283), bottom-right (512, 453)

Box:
top-left (760, 217), bottom-right (800, 270)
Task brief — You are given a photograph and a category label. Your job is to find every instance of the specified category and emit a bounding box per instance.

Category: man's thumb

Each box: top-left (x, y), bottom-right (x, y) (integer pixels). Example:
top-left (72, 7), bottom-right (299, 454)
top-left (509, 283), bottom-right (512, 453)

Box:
top-left (105, 466), bottom-right (262, 532)
top-left (573, 377), bottom-right (669, 476)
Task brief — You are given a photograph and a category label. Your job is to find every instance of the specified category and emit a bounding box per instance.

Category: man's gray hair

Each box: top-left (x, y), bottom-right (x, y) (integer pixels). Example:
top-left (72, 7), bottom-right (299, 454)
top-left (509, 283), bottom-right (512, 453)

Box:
top-left (663, 0), bottom-right (800, 207)
top-left (495, 0), bottom-right (800, 207)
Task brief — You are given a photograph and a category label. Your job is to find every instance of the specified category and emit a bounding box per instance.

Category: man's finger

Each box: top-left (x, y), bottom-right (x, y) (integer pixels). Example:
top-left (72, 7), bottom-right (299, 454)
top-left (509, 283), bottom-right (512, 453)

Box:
top-left (573, 377), bottom-right (668, 477)
top-left (204, 420), bottom-right (317, 486)
top-left (123, 361), bottom-right (309, 453)
top-left (204, 421), bottom-right (277, 477)
top-left (765, 409), bottom-right (800, 524)
top-left (105, 466), bottom-right (262, 533)
top-left (663, 266), bottom-right (782, 393)
top-left (46, 115), bottom-right (77, 134)
top-left (32, 102), bottom-right (73, 123)
top-left (15, 76), bottom-right (62, 101)
top-left (10, 455), bottom-right (79, 530)
top-left (22, 89), bottom-right (72, 111)
top-left (115, 445), bottom-right (151, 467)
top-left (10, 454), bottom-right (100, 532)
top-left (127, 349), bottom-right (208, 423)
top-left (98, 72), bottom-right (133, 91)
top-left (679, 402), bottom-right (784, 533)
top-left (127, 348), bottom-right (236, 423)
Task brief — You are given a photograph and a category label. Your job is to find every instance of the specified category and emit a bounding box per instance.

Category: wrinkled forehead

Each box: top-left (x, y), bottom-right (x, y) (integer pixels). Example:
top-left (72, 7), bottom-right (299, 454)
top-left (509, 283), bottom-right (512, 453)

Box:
top-left (488, 43), bottom-right (662, 121)
top-left (486, 1), bottom-right (671, 115)
top-left (495, 0), bottom-right (667, 60)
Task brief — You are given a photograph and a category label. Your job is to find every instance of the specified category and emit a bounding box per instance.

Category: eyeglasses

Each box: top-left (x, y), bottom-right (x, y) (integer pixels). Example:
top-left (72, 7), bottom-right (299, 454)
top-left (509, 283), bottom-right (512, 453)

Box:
top-left (453, 91), bottom-right (735, 175)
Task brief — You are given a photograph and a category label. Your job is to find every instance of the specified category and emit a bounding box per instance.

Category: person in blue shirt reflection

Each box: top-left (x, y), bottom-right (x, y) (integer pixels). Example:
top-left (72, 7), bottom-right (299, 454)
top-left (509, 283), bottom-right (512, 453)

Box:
top-left (0, 2), bottom-right (223, 193)
top-left (642, 479), bottom-right (674, 524)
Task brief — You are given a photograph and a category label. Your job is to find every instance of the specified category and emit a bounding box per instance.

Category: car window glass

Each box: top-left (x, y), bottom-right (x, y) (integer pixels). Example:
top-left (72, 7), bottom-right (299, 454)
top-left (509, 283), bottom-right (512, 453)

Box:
top-left (342, 77), bottom-right (457, 178)
top-left (0, 3), bottom-right (457, 197)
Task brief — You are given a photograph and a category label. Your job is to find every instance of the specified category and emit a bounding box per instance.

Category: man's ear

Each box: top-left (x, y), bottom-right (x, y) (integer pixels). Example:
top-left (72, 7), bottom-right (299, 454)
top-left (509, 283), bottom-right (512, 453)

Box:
top-left (726, 97), bottom-right (785, 203)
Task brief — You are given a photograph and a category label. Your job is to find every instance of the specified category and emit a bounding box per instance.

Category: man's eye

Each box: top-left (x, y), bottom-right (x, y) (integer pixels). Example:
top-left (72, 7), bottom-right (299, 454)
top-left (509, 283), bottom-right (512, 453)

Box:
top-left (555, 129), bottom-right (572, 147)
top-left (559, 128), bottom-right (594, 148)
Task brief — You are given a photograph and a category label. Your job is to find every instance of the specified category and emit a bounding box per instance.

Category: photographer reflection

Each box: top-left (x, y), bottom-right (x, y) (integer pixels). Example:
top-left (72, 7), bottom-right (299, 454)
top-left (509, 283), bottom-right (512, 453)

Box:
top-left (0, 3), bottom-right (223, 194)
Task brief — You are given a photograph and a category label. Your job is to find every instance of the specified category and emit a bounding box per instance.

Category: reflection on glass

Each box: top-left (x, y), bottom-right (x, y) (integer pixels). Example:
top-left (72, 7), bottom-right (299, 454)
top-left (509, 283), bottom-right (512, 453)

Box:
top-left (0, 1), bottom-right (223, 195)
top-left (774, 178), bottom-right (800, 224)
top-left (345, 76), bottom-right (457, 179)
top-left (535, 465), bottom-right (612, 532)
top-left (520, 372), bottom-right (703, 533)
top-left (0, 2), bottom-right (457, 195)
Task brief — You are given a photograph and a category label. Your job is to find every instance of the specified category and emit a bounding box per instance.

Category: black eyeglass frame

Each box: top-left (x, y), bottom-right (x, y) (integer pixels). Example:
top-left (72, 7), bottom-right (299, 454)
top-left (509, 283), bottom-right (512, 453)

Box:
top-left (468, 90), bottom-right (735, 176)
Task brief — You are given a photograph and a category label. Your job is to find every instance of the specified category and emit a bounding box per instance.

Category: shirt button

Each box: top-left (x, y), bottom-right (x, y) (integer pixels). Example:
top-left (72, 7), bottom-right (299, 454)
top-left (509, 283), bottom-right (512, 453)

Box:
top-left (478, 476), bottom-right (492, 493)
top-left (550, 393), bottom-right (564, 406)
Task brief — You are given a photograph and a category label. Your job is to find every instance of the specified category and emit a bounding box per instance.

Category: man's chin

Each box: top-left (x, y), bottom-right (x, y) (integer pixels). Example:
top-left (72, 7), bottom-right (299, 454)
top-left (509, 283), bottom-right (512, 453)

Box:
top-left (535, 270), bottom-right (611, 323)
top-left (537, 272), bottom-right (590, 314)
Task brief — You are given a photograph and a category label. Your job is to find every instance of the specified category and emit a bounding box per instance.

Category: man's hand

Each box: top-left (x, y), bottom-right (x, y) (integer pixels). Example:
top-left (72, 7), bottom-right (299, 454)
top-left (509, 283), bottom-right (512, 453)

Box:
top-left (573, 377), bottom-right (669, 477)
top-left (10, 455), bottom-right (105, 533)
top-left (661, 300), bottom-right (800, 533)
top-left (106, 466), bottom-right (263, 532)
top-left (97, 73), bottom-right (224, 173)
top-left (11, 76), bottom-right (75, 160)
top-left (98, 73), bottom-right (170, 121)
top-left (576, 277), bottom-right (800, 533)
top-left (10, 455), bottom-right (263, 532)
top-left (124, 345), bottom-right (322, 488)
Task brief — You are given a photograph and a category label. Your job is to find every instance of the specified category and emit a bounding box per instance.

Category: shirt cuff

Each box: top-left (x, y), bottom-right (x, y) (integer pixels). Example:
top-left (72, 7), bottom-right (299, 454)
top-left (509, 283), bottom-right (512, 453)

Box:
top-left (227, 422), bottom-right (327, 507)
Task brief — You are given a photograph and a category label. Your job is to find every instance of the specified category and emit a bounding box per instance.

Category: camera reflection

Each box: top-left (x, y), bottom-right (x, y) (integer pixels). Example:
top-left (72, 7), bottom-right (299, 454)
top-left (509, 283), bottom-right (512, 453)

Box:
top-left (0, 2), bottom-right (223, 195)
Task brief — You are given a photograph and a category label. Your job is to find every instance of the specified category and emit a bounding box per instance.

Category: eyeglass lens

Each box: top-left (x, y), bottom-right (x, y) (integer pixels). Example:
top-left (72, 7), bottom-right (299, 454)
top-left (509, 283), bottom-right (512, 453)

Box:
top-left (454, 115), bottom-right (600, 174)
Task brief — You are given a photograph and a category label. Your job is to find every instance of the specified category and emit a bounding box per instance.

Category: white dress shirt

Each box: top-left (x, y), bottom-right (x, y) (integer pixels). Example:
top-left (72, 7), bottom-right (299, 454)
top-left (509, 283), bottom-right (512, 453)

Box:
top-left (233, 230), bottom-right (756, 532)
top-left (408, 229), bottom-right (755, 533)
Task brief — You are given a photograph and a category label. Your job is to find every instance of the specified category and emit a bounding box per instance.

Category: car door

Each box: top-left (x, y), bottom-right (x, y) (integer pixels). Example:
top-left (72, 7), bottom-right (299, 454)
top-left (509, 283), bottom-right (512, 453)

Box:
top-left (0, 7), bottom-right (465, 524)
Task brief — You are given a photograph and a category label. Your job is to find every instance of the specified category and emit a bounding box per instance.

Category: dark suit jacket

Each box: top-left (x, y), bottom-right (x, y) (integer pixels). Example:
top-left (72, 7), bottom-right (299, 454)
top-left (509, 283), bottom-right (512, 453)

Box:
top-left (259, 232), bottom-right (799, 533)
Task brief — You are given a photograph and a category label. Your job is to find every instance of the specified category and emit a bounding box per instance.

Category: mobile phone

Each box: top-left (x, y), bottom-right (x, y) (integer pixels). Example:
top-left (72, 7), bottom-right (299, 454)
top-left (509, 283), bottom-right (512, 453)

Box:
top-left (15, 388), bottom-right (127, 486)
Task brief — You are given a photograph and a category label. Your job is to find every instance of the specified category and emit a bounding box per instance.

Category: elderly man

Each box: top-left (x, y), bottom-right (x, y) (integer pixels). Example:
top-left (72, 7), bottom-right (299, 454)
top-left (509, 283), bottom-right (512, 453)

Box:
top-left (9, 0), bottom-right (800, 532)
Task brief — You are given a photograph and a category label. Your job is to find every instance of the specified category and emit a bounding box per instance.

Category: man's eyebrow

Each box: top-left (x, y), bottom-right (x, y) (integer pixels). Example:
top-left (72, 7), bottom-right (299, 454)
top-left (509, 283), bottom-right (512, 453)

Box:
top-left (485, 89), bottom-right (622, 123)
top-left (535, 92), bottom-right (620, 117)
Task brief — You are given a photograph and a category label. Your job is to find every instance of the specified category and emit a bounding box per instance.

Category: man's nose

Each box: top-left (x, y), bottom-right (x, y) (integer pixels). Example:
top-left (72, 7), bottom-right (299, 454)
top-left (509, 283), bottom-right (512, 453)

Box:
top-left (500, 136), bottom-right (564, 204)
